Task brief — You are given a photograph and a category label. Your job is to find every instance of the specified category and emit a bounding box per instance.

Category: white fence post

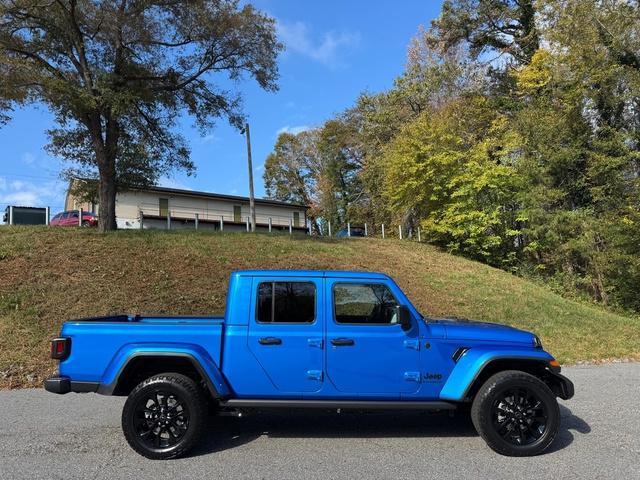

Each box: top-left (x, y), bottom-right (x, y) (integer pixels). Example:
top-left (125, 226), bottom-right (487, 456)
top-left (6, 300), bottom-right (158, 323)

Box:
top-left (328, 221), bottom-right (332, 237)
top-left (220, 216), bottom-right (224, 231)
top-left (78, 207), bottom-right (83, 227)
top-left (45, 206), bottom-right (50, 226)
top-left (382, 223), bottom-right (385, 239)
top-left (308, 220), bottom-right (312, 235)
top-left (268, 217), bottom-right (272, 233)
top-left (167, 210), bottom-right (171, 230)
top-left (364, 223), bottom-right (368, 236)
top-left (194, 213), bottom-right (199, 230)
top-left (398, 224), bottom-right (403, 240)
top-left (347, 222), bottom-right (351, 237)
top-left (8, 205), bottom-right (13, 225)
top-left (418, 227), bottom-right (421, 242)
top-left (139, 210), bottom-right (144, 230)
top-left (246, 216), bottom-right (250, 232)
top-left (289, 218), bottom-right (292, 235)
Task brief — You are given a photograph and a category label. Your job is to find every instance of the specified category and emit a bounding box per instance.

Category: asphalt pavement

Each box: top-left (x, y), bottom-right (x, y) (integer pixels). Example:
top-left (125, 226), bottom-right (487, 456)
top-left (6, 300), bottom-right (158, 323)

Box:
top-left (1, 363), bottom-right (638, 480)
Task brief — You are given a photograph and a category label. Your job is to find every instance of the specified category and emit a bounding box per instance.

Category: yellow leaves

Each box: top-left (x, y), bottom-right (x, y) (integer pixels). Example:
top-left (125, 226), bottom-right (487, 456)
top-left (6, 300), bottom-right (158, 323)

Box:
top-left (514, 49), bottom-right (554, 93)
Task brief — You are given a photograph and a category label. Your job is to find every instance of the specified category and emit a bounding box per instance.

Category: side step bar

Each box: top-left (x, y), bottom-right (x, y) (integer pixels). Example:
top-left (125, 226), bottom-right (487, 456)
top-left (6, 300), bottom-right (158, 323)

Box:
top-left (220, 399), bottom-right (457, 410)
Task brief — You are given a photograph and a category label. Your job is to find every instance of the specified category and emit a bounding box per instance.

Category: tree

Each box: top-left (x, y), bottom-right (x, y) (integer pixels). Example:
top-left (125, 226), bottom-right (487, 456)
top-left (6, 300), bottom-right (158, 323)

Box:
top-left (264, 130), bottom-right (321, 230)
top-left (0, 0), bottom-right (282, 231)
top-left (430, 0), bottom-right (540, 64)
top-left (381, 96), bottom-right (522, 263)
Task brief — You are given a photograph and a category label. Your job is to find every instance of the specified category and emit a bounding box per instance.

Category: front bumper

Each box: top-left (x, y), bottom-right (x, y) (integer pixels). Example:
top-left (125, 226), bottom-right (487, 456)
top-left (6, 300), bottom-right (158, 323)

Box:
top-left (548, 371), bottom-right (575, 400)
top-left (44, 375), bottom-right (99, 394)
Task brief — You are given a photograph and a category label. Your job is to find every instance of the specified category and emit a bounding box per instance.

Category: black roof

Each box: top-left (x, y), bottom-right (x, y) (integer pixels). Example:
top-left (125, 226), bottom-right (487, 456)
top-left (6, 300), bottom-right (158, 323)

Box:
top-left (71, 178), bottom-right (308, 209)
top-left (133, 184), bottom-right (308, 209)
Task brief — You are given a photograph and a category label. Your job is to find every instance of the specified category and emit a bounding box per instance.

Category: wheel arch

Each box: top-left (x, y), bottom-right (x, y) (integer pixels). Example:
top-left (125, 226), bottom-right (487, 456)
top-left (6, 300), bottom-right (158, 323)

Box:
top-left (439, 348), bottom-right (557, 402)
top-left (99, 351), bottom-right (229, 398)
top-left (460, 358), bottom-right (553, 402)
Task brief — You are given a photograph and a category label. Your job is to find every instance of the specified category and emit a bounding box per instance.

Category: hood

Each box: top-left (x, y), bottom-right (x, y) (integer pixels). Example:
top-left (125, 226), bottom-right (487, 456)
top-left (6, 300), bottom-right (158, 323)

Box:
top-left (431, 317), bottom-right (536, 345)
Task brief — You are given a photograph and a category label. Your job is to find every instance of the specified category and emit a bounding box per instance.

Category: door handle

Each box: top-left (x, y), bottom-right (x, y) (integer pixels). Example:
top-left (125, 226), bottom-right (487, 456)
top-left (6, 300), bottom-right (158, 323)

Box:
top-left (258, 337), bottom-right (282, 345)
top-left (331, 338), bottom-right (355, 346)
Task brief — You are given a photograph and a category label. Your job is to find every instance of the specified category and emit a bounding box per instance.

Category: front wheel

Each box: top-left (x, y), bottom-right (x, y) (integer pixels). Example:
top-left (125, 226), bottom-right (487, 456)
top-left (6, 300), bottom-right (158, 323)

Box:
top-left (122, 373), bottom-right (207, 459)
top-left (471, 370), bottom-right (560, 456)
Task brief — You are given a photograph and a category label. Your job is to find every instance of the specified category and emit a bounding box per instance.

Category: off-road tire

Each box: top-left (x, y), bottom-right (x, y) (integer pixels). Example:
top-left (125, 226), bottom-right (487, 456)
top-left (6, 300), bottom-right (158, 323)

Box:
top-left (122, 372), bottom-right (207, 460)
top-left (471, 370), bottom-right (560, 456)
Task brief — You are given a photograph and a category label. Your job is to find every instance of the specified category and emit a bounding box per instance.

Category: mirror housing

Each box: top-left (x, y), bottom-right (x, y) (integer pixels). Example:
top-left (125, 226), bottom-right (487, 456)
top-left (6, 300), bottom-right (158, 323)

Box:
top-left (397, 305), bottom-right (412, 331)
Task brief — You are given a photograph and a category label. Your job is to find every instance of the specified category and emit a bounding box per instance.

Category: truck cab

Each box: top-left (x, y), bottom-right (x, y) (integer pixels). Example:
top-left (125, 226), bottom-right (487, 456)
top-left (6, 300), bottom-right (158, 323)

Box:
top-left (45, 270), bottom-right (574, 459)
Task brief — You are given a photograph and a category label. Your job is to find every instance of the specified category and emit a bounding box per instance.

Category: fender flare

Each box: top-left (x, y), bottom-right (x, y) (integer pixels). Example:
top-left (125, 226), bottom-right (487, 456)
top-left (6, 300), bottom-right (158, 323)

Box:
top-left (439, 347), bottom-right (554, 402)
top-left (97, 343), bottom-right (231, 398)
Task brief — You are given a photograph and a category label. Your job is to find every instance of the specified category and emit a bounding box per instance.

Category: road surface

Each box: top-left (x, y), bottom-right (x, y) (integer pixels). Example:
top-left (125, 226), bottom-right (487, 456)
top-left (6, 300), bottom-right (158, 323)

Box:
top-left (1, 363), bottom-right (638, 480)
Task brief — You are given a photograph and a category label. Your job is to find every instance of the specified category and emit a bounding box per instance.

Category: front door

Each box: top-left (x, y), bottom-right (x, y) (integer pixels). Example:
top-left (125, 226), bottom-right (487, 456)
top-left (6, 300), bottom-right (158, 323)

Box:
top-left (248, 276), bottom-right (324, 394)
top-left (325, 280), bottom-right (421, 396)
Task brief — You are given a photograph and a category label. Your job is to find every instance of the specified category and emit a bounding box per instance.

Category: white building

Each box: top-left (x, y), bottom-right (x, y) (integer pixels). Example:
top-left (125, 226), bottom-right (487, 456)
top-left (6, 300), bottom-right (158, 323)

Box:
top-left (65, 181), bottom-right (309, 232)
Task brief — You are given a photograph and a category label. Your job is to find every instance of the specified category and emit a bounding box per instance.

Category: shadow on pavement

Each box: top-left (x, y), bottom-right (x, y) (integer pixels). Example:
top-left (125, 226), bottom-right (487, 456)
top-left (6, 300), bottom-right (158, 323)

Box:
top-left (190, 404), bottom-right (591, 458)
top-left (546, 404), bottom-right (591, 453)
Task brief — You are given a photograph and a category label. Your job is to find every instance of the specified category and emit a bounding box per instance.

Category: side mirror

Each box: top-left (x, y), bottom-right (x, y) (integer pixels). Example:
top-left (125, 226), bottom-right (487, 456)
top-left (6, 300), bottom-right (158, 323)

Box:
top-left (397, 305), bottom-right (412, 331)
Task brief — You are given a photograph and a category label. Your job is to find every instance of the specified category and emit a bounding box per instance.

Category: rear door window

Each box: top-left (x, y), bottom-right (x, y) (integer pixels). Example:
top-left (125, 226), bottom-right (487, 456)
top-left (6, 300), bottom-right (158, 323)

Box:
top-left (257, 282), bottom-right (315, 323)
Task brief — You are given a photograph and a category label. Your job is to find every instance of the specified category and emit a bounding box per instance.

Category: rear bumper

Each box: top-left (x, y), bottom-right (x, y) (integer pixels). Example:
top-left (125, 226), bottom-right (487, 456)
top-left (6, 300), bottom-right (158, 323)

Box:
top-left (44, 376), bottom-right (100, 394)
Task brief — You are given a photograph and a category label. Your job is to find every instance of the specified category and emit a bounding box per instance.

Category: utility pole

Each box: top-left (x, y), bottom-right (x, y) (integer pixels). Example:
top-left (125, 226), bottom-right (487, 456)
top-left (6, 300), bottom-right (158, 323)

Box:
top-left (244, 122), bottom-right (256, 232)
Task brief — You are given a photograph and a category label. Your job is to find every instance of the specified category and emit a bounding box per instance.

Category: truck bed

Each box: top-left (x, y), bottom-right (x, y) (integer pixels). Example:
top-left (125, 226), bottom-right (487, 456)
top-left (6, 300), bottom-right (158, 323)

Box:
top-left (58, 314), bottom-right (225, 387)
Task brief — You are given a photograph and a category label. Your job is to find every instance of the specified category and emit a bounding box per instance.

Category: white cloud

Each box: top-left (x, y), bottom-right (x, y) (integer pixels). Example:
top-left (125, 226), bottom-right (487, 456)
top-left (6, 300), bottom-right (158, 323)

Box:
top-left (276, 125), bottom-right (310, 136)
top-left (277, 20), bottom-right (361, 67)
top-left (256, 163), bottom-right (264, 172)
top-left (202, 133), bottom-right (218, 143)
top-left (1, 190), bottom-right (39, 206)
top-left (21, 152), bottom-right (36, 165)
top-left (0, 176), bottom-right (66, 218)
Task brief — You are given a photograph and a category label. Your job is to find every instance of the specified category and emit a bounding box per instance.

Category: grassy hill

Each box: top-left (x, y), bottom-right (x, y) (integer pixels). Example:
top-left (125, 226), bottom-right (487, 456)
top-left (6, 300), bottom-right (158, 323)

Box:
top-left (1, 226), bottom-right (638, 389)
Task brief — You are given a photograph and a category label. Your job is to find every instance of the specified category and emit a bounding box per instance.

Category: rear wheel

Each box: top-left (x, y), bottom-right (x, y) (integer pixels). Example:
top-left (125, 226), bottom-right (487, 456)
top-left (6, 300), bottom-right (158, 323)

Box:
top-left (122, 373), bottom-right (206, 459)
top-left (471, 370), bottom-right (559, 456)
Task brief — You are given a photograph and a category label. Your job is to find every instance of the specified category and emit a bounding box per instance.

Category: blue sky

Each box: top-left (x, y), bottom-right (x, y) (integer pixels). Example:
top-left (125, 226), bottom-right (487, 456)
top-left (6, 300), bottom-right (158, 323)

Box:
top-left (0, 1), bottom-right (442, 217)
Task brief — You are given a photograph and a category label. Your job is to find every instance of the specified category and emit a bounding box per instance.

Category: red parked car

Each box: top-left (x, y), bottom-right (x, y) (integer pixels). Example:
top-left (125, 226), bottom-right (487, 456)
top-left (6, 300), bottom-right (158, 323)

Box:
top-left (50, 210), bottom-right (98, 227)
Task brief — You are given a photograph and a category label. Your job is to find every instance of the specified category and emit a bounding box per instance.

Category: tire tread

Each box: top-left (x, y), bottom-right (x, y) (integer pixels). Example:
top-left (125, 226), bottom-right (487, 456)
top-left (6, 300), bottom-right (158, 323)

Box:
top-left (470, 370), bottom-right (560, 456)
top-left (122, 372), bottom-right (206, 460)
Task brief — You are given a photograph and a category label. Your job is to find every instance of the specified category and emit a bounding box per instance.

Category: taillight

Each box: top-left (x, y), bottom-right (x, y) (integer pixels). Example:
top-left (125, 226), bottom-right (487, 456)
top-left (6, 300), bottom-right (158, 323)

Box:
top-left (50, 337), bottom-right (71, 360)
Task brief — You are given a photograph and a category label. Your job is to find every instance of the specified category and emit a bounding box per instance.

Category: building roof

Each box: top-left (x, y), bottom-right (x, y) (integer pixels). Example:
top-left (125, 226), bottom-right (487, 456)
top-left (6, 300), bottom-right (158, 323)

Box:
top-left (71, 179), bottom-right (308, 209)
top-left (138, 185), bottom-right (308, 209)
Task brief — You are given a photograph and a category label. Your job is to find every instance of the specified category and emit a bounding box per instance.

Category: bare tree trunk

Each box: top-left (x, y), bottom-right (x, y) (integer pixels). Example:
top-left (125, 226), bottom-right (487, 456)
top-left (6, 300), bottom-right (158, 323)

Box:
top-left (97, 155), bottom-right (117, 232)
top-left (88, 112), bottom-right (119, 233)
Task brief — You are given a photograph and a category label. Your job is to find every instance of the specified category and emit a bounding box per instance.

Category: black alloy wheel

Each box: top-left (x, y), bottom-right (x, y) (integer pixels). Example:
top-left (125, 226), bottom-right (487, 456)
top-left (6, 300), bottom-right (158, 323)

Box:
top-left (122, 373), bottom-right (207, 460)
top-left (133, 390), bottom-right (190, 449)
top-left (471, 370), bottom-right (560, 456)
top-left (491, 387), bottom-right (548, 446)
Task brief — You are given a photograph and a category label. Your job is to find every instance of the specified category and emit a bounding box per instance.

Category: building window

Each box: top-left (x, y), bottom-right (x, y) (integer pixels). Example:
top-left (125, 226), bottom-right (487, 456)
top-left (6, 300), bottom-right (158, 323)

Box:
top-left (293, 211), bottom-right (300, 227)
top-left (256, 282), bottom-right (316, 323)
top-left (159, 198), bottom-right (169, 217)
top-left (233, 205), bottom-right (242, 223)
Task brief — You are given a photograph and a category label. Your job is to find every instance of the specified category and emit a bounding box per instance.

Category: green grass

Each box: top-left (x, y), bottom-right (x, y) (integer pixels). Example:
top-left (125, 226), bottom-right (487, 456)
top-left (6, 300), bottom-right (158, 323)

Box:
top-left (0, 226), bottom-right (637, 389)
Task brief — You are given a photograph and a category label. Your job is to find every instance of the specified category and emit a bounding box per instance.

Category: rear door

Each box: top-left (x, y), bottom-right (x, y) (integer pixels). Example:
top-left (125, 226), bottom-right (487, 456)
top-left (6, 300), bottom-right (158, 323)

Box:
top-left (325, 279), bottom-right (421, 396)
top-left (64, 211), bottom-right (79, 226)
top-left (247, 276), bottom-right (324, 393)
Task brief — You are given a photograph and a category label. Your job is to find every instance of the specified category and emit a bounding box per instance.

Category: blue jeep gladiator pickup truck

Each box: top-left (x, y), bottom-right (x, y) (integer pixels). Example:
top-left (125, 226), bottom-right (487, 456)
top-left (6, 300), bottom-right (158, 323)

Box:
top-left (45, 270), bottom-right (573, 459)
